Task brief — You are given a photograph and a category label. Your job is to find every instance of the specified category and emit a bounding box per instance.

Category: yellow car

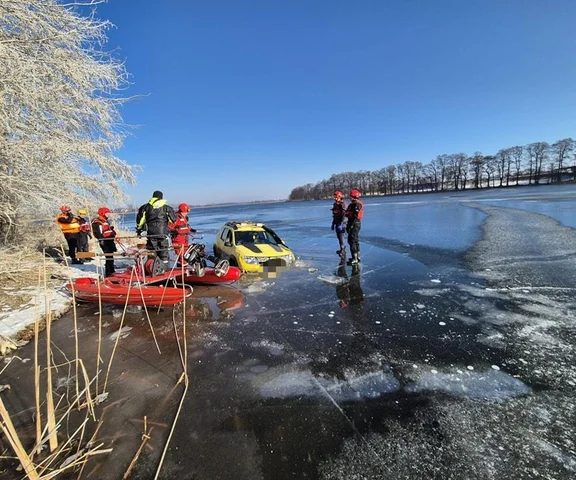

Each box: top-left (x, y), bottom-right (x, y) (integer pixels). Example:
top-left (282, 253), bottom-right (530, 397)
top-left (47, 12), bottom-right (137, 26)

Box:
top-left (213, 221), bottom-right (295, 274)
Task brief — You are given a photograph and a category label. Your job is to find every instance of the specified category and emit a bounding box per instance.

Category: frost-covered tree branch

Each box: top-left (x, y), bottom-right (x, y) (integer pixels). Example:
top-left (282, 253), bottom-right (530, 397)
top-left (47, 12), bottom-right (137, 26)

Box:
top-left (0, 0), bottom-right (139, 243)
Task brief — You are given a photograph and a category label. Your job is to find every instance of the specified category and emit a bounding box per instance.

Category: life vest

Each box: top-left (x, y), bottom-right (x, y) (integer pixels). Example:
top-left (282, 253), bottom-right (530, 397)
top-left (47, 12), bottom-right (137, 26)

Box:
top-left (346, 200), bottom-right (364, 221)
top-left (332, 200), bottom-right (347, 220)
top-left (92, 217), bottom-right (115, 239)
top-left (56, 214), bottom-right (81, 234)
top-left (357, 200), bottom-right (364, 220)
top-left (170, 213), bottom-right (191, 236)
top-left (79, 223), bottom-right (91, 232)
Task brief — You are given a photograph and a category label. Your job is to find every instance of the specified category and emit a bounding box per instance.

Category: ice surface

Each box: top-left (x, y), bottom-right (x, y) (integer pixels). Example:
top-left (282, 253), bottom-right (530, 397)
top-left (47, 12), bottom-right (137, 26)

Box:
top-left (317, 274), bottom-right (347, 285)
top-left (405, 369), bottom-right (531, 400)
top-left (258, 368), bottom-right (400, 401)
top-left (4, 185), bottom-right (576, 479)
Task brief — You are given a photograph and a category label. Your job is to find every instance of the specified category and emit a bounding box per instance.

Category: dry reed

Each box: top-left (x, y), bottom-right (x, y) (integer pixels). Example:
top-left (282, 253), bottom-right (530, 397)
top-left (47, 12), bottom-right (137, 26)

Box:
top-left (1, 226), bottom-right (192, 479)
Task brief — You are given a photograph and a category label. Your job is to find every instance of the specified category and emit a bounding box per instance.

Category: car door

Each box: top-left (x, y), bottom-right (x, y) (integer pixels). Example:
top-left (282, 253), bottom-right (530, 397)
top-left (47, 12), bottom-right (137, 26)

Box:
top-left (218, 227), bottom-right (234, 258)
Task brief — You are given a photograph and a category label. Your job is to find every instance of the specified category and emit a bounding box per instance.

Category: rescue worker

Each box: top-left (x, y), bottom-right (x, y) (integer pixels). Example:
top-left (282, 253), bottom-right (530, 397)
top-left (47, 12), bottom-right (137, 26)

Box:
top-left (77, 208), bottom-right (92, 253)
top-left (56, 206), bottom-right (82, 264)
top-left (169, 203), bottom-right (197, 265)
top-left (135, 190), bottom-right (176, 268)
top-left (331, 190), bottom-right (347, 257)
top-left (92, 207), bottom-right (117, 277)
top-left (345, 189), bottom-right (364, 265)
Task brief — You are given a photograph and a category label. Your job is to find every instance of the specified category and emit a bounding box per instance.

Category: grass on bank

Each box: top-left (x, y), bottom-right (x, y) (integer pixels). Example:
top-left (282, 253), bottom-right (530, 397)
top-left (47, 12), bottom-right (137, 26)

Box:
top-left (0, 224), bottom-right (136, 344)
top-left (0, 224), bottom-right (189, 479)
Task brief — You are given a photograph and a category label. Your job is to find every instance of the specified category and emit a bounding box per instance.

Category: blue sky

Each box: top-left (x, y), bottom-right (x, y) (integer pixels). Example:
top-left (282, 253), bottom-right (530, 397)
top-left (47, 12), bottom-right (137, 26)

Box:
top-left (96, 0), bottom-right (576, 206)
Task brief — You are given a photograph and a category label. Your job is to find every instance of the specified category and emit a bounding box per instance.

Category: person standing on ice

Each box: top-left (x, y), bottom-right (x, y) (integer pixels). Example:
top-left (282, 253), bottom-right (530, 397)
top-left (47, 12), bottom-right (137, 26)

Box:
top-left (169, 203), bottom-right (196, 265)
top-left (92, 207), bottom-right (117, 277)
top-left (345, 189), bottom-right (364, 265)
top-left (331, 190), bottom-right (347, 257)
top-left (135, 190), bottom-right (176, 268)
top-left (76, 208), bottom-right (92, 253)
top-left (56, 205), bottom-right (82, 264)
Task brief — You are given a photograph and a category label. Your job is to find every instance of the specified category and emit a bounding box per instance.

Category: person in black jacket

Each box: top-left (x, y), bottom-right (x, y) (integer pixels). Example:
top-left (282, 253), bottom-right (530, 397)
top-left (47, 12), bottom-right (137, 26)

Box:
top-left (345, 189), bottom-right (364, 265)
top-left (135, 190), bottom-right (176, 266)
top-left (77, 208), bottom-right (92, 253)
top-left (92, 207), bottom-right (117, 277)
top-left (331, 190), bottom-right (347, 257)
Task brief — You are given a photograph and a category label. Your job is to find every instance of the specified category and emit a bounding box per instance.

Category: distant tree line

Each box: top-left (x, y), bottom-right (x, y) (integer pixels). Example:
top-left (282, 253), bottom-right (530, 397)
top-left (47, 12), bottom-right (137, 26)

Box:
top-left (288, 138), bottom-right (576, 201)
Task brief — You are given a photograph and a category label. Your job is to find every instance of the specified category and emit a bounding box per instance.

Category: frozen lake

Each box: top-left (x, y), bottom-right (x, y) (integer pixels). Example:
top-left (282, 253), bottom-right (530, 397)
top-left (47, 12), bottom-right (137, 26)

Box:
top-left (4, 184), bottom-right (576, 479)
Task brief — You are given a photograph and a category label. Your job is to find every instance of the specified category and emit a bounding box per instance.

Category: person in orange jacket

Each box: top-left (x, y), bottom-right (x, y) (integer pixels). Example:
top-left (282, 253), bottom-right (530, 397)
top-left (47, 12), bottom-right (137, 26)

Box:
top-left (56, 205), bottom-right (83, 264)
top-left (92, 207), bottom-right (117, 277)
top-left (169, 203), bottom-right (196, 265)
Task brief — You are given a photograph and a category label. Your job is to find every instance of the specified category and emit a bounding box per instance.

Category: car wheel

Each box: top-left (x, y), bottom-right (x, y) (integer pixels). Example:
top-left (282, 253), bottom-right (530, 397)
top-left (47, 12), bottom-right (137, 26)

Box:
top-left (229, 256), bottom-right (238, 267)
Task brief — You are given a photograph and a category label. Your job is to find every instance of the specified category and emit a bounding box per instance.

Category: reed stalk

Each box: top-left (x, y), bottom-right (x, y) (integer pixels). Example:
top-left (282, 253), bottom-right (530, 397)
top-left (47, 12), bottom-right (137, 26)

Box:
top-left (153, 273), bottom-right (190, 479)
top-left (0, 397), bottom-right (40, 480)
top-left (102, 267), bottom-right (133, 393)
top-left (44, 261), bottom-right (58, 453)
top-left (34, 258), bottom-right (43, 456)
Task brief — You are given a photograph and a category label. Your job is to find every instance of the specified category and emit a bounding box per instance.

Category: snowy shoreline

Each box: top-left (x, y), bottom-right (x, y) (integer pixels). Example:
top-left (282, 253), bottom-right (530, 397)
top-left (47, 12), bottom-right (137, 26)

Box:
top-left (0, 259), bottom-right (100, 355)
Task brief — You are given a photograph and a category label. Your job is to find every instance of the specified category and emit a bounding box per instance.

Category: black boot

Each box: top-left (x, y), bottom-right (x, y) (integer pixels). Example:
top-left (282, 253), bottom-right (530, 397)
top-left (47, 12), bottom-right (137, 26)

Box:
top-left (350, 253), bottom-right (359, 265)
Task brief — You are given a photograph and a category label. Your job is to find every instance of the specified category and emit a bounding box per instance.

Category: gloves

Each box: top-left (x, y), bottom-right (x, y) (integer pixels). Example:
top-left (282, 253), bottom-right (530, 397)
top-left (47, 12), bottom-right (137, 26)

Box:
top-left (331, 223), bottom-right (335, 231)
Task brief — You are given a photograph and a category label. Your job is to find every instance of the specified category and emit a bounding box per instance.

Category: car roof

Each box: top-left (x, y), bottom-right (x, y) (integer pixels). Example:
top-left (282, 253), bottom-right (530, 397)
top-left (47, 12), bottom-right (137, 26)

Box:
top-left (225, 221), bottom-right (266, 231)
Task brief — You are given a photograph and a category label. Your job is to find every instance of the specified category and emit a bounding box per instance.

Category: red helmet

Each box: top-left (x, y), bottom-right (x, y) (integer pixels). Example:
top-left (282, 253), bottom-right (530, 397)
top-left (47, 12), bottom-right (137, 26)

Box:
top-left (350, 189), bottom-right (361, 199)
top-left (178, 203), bottom-right (190, 212)
top-left (60, 205), bottom-right (71, 213)
top-left (98, 207), bottom-right (111, 216)
top-left (333, 191), bottom-right (343, 199)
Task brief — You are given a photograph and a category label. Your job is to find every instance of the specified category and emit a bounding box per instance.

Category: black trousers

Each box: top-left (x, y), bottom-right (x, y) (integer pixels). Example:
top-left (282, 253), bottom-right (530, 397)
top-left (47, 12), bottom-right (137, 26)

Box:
top-left (147, 236), bottom-right (170, 262)
top-left (64, 233), bottom-right (79, 261)
top-left (77, 232), bottom-right (90, 252)
top-left (100, 240), bottom-right (117, 277)
top-left (347, 222), bottom-right (361, 255)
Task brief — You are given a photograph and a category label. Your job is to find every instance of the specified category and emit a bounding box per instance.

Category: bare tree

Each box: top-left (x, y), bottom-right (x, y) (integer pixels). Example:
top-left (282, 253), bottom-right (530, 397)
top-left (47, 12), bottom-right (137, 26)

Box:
top-left (510, 146), bottom-right (523, 185)
top-left (434, 155), bottom-right (449, 191)
top-left (483, 156), bottom-right (497, 187)
top-left (526, 142), bottom-right (549, 184)
top-left (0, 0), bottom-right (138, 243)
top-left (551, 138), bottom-right (575, 182)
top-left (452, 153), bottom-right (467, 190)
top-left (496, 149), bottom-right (511, 187)
top-left (425, 160), bottom-right (440, 192)
top-left (470, 152), bottom-right (484, 188)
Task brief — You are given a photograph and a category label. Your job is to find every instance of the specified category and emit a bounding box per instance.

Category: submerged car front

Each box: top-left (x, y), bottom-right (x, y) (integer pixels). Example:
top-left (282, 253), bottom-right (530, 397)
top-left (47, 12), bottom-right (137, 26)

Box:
top-left (237, 242), bottom-right (295, 273)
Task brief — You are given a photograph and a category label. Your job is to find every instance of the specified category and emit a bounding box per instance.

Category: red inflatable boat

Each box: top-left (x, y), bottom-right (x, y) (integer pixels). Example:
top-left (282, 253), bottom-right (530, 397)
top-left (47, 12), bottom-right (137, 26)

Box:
top-left (65, 277), bottom-right (191, 307)
top-left (111, 264), bottom-right (242, 286)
